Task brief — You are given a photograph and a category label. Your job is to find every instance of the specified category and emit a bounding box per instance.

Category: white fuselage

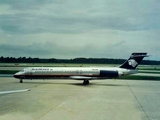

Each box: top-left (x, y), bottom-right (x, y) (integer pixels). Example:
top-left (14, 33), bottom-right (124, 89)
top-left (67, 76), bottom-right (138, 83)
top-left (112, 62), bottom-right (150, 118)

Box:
top-left (14, 67), bottom-right (137, 80)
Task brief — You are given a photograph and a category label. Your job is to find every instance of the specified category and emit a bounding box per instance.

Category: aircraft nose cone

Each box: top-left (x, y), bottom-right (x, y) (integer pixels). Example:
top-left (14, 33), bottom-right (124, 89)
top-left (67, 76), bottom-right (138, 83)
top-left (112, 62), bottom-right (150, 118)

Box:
top-left (13, 74), bottom-right (18, 78)
top-left (13, 73), bottom-right (20, 78)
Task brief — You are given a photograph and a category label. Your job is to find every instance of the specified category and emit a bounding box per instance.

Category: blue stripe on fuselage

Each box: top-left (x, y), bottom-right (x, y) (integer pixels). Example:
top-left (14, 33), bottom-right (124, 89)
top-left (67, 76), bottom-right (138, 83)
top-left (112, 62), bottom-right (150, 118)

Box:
top-left (100, 70), bottom-right (118, 78)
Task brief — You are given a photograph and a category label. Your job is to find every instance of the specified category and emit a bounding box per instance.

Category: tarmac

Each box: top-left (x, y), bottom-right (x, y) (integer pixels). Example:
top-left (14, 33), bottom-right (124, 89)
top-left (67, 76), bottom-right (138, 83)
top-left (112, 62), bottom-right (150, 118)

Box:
top-left (0, 77), bottom-right (160, 120)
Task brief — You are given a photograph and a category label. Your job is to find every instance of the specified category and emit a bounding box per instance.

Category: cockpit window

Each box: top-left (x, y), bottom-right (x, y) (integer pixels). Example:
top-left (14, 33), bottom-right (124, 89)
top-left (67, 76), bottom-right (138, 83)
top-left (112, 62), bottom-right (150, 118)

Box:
top-left (20, 70), bottom-right (24, 72)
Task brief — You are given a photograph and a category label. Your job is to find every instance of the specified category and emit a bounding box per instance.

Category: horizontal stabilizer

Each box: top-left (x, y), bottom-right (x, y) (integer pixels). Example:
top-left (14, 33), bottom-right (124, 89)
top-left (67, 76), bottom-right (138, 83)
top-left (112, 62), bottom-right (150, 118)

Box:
top-left (130, 54), bottom-right (149, 58)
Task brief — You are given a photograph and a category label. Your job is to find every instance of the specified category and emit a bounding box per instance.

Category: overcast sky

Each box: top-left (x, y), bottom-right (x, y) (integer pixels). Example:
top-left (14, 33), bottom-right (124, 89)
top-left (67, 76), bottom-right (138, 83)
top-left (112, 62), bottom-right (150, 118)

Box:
top-left (0, 0), bottom-right (160, 60)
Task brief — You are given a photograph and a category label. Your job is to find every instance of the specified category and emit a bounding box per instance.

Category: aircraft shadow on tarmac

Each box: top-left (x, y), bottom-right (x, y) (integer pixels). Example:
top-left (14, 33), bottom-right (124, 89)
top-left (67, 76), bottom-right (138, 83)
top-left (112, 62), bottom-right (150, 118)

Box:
top-left (13, 81), bottom-right (126, 87)
top-left (69, 82), bottom-right (126, 87)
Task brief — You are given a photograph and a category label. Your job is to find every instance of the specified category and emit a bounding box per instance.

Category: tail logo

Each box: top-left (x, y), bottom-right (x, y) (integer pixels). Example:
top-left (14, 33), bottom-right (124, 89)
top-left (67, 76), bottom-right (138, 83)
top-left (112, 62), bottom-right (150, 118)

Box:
top-left (128, 59), bottom-right (138, 67)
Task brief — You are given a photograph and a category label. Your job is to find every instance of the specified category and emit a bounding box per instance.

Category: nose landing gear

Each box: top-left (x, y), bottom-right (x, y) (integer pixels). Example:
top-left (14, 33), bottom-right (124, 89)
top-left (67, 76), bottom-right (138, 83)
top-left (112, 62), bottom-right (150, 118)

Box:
top-left (20, 79), bottom-right (23, 83)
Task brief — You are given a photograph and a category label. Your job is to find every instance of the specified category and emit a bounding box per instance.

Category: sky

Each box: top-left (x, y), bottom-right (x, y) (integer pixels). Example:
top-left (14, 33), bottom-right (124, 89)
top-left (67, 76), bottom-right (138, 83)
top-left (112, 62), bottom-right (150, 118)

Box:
top-left (0, 0), bottom-right (160, 60)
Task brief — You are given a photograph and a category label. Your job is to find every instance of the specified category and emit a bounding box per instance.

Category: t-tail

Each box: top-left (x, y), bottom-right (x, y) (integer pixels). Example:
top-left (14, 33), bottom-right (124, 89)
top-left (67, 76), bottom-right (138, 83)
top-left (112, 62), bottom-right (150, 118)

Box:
top-left (119, 53), bottom-right (148, 69)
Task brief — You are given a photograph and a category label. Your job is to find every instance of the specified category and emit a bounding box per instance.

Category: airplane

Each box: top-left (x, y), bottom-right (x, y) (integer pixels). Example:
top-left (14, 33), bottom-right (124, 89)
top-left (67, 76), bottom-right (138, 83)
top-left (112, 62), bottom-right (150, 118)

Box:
top-left (14, 53), bottom-right (148, 85)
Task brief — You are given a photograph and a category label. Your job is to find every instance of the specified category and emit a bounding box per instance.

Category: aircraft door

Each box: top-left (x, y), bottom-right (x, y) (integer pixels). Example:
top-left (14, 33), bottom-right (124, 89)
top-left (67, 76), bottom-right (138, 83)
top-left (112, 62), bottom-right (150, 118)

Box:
top-left (25, 68), bottom-right (32, 75)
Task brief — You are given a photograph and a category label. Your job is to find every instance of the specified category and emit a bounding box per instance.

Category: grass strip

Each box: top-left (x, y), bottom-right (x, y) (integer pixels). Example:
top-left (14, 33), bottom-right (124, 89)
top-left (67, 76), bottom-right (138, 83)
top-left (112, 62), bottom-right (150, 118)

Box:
top-left (138, 68), bottom-right (160, 71)
top-left (118, 75), bottom-right (160, 81)
top-left (0, 70), bottom-right (19, 74)
top-left (138, 71), bottom-right (160, 74)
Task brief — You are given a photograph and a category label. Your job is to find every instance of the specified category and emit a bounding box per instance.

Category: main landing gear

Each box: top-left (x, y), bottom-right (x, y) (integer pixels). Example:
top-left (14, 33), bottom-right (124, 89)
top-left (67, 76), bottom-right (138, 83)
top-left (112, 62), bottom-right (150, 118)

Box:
top-left (83, 80), bottom-right (89, 85)
top-left (20, 79), bottom-right (23, 83)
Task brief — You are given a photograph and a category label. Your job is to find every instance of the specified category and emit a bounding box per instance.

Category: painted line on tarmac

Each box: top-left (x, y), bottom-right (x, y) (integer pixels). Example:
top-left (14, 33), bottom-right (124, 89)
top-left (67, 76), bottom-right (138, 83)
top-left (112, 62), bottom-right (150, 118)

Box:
top-left (0, 89), bottom-right (30, 94)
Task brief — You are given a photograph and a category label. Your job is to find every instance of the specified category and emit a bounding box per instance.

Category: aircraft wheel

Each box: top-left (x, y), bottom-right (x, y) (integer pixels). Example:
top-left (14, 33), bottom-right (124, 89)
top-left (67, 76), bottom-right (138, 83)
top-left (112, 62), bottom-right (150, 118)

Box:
top-left (86, 80), bottom-right (89, 85)
top-left (83, 80), bottom-right (89, 85)
top-left (20, 79), bottom-right (23, 83)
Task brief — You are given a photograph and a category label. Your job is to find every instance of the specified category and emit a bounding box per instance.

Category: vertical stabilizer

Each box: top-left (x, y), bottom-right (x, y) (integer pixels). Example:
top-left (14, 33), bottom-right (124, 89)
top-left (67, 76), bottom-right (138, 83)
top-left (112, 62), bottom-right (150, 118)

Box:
top-left (119, 53), bottom-right (148, 69)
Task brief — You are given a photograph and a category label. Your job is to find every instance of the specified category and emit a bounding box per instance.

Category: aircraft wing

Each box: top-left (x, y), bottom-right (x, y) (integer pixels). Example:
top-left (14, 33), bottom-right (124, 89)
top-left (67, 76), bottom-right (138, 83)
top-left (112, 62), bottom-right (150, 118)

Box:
top-left (69, 76), bottom-right (93, 80)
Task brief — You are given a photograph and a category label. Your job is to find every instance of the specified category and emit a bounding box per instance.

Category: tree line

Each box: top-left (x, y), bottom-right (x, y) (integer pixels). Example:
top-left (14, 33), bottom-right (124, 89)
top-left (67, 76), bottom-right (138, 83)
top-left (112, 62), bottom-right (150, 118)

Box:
top-left (0, 56), bottom-right (160, 65)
